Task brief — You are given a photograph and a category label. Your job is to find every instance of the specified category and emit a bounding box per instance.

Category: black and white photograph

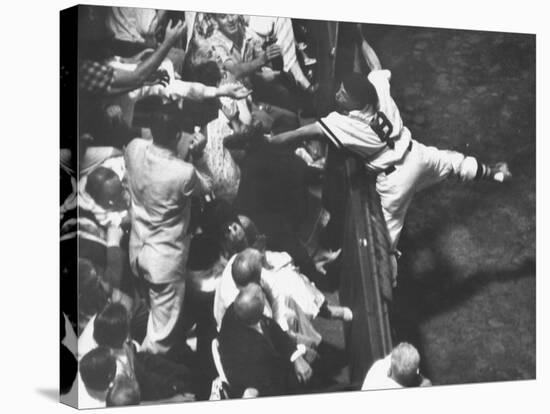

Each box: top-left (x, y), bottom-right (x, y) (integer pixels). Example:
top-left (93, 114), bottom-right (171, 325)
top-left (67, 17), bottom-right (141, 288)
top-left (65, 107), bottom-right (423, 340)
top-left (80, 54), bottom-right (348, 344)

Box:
top-left (54, 0), bottom-right (539, 411)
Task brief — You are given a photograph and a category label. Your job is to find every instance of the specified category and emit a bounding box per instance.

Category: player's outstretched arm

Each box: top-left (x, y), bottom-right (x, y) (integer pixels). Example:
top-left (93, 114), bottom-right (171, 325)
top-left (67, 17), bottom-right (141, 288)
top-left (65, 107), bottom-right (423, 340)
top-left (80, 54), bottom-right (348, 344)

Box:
top-left (266, 122), bottom-right (325, 146)
top-left (356, 24), bottom-right (383, 71)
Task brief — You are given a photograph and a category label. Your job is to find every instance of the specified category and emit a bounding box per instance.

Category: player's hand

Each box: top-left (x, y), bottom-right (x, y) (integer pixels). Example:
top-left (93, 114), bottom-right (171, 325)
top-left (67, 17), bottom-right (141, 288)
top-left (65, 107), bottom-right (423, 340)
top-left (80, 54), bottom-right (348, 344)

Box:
top-left (293, 356), bottom-right (313, 383)
top-left (164, 19), bottom-right (185, 45)
top-left (218, 82), bottom-right (251, 100)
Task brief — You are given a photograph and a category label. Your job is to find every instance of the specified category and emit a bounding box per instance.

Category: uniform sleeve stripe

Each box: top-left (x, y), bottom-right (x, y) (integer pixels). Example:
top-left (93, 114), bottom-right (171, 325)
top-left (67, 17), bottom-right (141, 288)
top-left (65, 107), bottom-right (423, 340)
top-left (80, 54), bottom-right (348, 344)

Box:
top-left (318, 119), bottom-right (344, 149)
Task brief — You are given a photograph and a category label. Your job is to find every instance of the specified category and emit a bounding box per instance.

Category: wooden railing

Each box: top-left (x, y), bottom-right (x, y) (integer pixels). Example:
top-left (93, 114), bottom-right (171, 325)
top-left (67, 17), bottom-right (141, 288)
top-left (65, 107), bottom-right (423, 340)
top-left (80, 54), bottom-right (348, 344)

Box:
top-left (298, 18), bottom-right (394, 385)
top-left (338, 158), bottom-right (394, 385)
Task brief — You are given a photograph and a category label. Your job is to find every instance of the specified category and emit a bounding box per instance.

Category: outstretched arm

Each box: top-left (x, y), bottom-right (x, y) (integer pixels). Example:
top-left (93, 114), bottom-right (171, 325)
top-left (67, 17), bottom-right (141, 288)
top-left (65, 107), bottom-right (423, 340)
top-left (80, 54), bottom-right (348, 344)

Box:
top-left (356, 24), bottom-right (382, 71)
top-left (169, 81), bottom-right (251, 101)
top-left (266, 122), bottom-right (325, 146)
top-left (110, 19), bottom-right (185, 94)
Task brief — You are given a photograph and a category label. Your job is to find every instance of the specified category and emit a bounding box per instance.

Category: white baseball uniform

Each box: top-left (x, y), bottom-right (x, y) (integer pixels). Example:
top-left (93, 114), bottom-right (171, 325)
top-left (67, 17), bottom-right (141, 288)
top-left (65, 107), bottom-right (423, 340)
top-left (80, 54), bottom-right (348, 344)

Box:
top-left (318, 69), bottom-right (479, 250)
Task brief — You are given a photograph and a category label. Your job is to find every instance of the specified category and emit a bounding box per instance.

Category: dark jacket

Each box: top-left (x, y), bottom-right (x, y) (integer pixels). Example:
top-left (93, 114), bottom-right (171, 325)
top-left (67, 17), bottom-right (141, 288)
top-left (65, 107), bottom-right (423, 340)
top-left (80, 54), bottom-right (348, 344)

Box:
top-left (219, 304), bottom-right (297, 397)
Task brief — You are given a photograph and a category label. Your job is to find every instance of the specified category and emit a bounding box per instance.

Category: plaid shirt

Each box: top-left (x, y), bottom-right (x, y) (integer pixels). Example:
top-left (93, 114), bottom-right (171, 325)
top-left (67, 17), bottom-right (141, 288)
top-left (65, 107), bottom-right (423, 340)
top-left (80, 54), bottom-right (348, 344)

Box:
top-left (79, 60), bottom-right (115, 94)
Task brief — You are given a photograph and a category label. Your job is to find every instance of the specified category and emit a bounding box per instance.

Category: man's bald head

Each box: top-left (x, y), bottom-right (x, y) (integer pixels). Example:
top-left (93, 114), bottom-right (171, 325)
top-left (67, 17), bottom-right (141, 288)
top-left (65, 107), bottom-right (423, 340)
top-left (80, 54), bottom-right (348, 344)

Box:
top-left (85, 167), bottom-right (125, 211)
top-left (233, 283), bottom-right (265, 326)
top-left (231, 248), bottom-right (263, 288)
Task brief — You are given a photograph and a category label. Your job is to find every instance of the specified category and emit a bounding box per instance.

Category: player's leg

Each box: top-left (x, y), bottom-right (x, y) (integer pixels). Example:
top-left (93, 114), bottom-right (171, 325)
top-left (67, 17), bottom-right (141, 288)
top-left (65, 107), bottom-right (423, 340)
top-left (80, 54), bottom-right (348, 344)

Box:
top-left (376, 145), bottom-right (425, 250)
top-left (415, 140), bottom-right (511, 192)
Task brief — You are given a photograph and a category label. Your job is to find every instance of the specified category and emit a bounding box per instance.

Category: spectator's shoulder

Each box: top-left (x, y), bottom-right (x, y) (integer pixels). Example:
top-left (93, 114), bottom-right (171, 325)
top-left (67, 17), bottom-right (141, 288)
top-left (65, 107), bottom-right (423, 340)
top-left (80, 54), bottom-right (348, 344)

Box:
top-left (177, 159), bottom-right (198, 178)
top-left (125, 138), bottom-right (148, 154)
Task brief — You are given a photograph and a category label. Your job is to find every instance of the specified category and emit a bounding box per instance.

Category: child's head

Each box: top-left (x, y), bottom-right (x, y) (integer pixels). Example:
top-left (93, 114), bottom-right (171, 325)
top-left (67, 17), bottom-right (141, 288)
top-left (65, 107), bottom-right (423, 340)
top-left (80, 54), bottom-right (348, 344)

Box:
top-left (93, 302), bottom-right (129, 349)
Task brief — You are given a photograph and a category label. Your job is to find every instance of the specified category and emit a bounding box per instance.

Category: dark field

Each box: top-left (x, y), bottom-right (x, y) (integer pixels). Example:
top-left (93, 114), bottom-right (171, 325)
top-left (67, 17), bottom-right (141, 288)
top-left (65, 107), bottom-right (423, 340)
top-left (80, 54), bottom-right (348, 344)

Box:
top-left (316, 25), bottom-right (536, 387)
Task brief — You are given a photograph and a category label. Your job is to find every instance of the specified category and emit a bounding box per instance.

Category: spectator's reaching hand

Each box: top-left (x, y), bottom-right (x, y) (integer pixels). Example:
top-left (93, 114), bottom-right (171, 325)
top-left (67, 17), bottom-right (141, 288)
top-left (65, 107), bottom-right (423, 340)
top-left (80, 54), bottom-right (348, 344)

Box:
top-left (313, 248), bottom-right (342, 275)
top-left (144, 68), bottom-right (170, 87)
top-left (164, 19), bottom-right (185, 46)
top-left (218, 83), bottom-right (252, 100)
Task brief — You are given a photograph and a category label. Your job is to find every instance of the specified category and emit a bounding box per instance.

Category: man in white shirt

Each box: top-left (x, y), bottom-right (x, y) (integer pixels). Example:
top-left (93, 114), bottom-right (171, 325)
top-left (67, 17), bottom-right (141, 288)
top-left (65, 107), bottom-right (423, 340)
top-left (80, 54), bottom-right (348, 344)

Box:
top-left (361, 342), bottom-right (431, 390)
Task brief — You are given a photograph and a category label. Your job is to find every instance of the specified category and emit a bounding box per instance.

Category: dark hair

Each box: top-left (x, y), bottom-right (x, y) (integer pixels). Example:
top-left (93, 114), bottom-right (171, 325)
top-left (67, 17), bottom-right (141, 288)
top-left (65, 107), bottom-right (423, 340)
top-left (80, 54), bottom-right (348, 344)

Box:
top-left (200, 199), bottom-right (240, 241)
top-left (342, 72), bottom-right (379, 108)
top-left (139, 97), bottom-right (193, 147)
top-left (151, 104), bottom-right (183, 147)
top-left (93, 302), bottom-right (129, 349)
top-left (187, 233), bottom-right (221, 271)
top-left (192, 61), bottom-right (223, 86)
top-left (80, 346), bottom-right (117, 391)
top-left (106, 376), bottom-right (141, 407)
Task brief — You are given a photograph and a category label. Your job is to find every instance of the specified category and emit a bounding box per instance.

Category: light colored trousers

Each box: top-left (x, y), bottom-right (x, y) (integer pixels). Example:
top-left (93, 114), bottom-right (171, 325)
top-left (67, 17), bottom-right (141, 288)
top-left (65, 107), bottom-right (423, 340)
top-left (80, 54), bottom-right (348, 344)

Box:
top-left (140, 278), bottom-right (188, 355)
top-left (376, 139), bottom-right (478, 250)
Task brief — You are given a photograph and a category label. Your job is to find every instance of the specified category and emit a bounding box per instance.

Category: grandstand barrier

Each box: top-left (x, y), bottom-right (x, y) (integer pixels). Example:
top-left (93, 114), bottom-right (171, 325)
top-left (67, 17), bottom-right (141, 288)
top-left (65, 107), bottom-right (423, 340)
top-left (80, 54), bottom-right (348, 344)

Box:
top-left (338, 158), bottom-right (394, 385)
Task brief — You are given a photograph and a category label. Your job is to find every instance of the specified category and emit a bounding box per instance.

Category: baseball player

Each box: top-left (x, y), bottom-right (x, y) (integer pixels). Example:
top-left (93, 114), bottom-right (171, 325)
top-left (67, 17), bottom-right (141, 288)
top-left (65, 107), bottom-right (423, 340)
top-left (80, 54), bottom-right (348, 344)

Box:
top-left (264, 28), bottom-right (511, 280)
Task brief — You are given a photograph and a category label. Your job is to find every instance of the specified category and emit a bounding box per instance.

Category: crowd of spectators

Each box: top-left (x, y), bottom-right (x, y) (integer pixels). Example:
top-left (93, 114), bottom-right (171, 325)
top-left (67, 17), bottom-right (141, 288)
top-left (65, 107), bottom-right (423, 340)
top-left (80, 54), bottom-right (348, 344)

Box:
top-left (60, 5), bottom-right (515, 406)
top-left (61, 6), bottom-right (367, 407)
